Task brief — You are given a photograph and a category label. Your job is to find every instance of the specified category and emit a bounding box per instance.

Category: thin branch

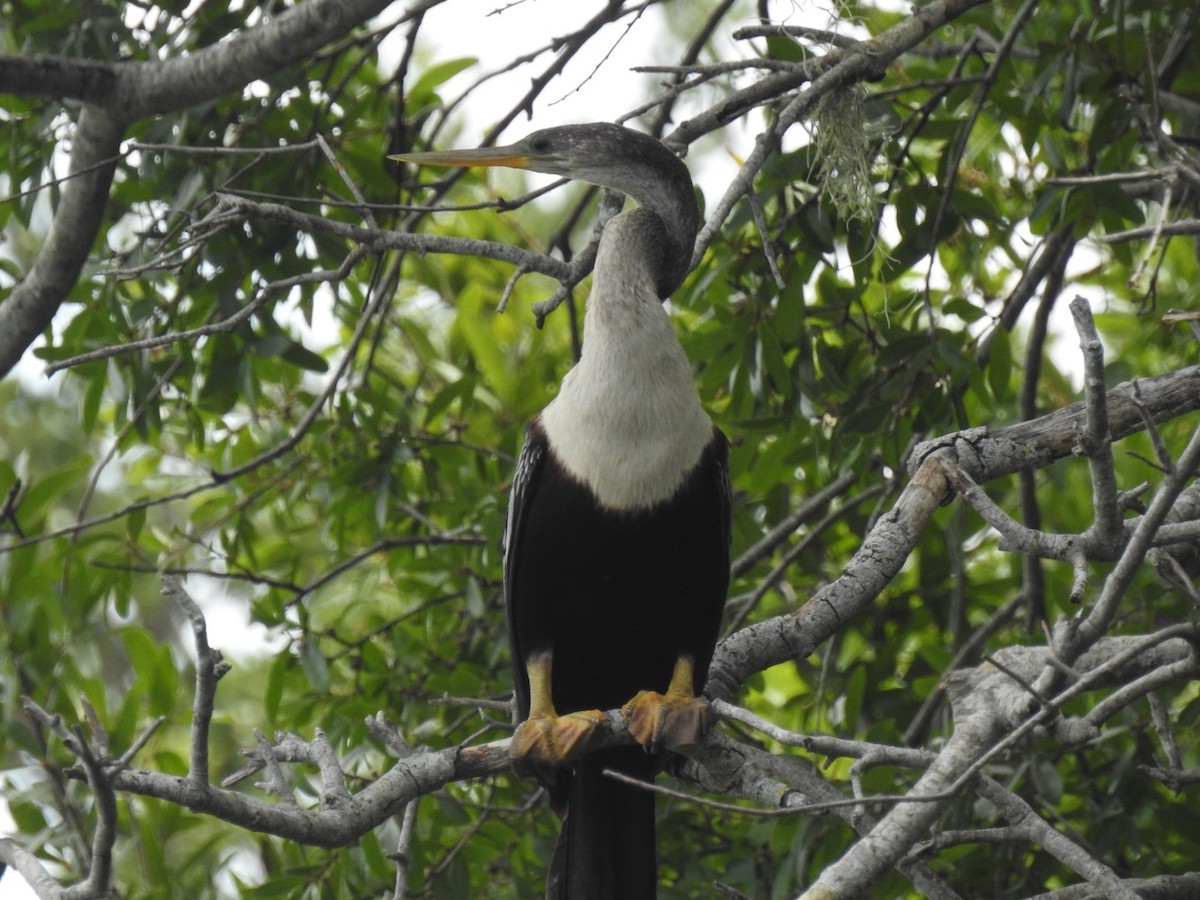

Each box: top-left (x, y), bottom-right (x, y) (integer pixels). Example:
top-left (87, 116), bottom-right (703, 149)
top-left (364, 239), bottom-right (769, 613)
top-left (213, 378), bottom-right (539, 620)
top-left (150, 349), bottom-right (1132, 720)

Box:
top-left (1066, 417), bottom-right (1200, 660)
top-left (602, 767), bottom-right (955, 818)
top-left (46, 247), bottom-right (368, 374)
top-left (713, 699), bottom-right (933, 769)
top-left (317, 133), bottom-right (378, 230)
top-left (725, 483), bottom-right (884, 634)
top-left (1083, 656), bottom-right (1200, 726)
top-left (732, 470), bottom-right (859, 577)
top-left (1070, 299), bottom-right (1124, 552)
top-left (291, 533), bottom-right (485, 606)
top-left (163, 577), bottom-right (230, 786)
top-left (1139, 765), bottom-right (1200, 791)
top-left (969, 776), bottom-right (1143, 900)
top-left (1094, 218), bottom-right (1200, 243)
top-left (60, 727), bottom-right (117, 900)
top-left (1147, 693), bottom-right (1183, 771)
top-left (748, 188), bottom-right (785, 289)
top-left (390, 797), bottom-right (420, 900)
top-left (1045, 167), bottom-right (1179, 186)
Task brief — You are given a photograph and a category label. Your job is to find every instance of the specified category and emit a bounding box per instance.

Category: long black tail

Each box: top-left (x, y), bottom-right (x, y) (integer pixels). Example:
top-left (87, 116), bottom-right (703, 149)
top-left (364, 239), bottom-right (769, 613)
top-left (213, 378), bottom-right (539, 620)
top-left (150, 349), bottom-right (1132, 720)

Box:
top-left (546, 747), bottom-right (657, 900)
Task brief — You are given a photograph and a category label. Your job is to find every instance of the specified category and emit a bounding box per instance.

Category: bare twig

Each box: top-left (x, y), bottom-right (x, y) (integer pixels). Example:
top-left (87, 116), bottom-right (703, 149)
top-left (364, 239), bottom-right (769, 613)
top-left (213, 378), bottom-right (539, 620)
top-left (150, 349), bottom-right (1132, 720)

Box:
top-left (60, 727), bottom-right (117, 900)
top-left (1083, 656), bottom-right (1200, 726)
top-left (46, 247), bottom-right (369, 374)
top-left (1069, 299), bottom-right (1124, 553)
top-left (390, 798), bottom-right (420, 900)
top-left (163, 577), bottom-right (230, 785)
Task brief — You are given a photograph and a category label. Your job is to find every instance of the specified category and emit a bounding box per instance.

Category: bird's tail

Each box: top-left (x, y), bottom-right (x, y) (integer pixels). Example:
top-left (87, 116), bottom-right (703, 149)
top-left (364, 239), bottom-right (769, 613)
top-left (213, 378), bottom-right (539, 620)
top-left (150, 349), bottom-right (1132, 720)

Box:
top-left (546, 746), bottom-right (657, 900)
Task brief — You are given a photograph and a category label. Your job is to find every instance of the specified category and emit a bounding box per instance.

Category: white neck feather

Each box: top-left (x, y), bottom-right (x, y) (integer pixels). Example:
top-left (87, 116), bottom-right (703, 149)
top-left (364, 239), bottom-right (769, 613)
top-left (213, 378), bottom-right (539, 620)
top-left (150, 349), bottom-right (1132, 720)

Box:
top-left (540, 215), bottom-right (712, 511)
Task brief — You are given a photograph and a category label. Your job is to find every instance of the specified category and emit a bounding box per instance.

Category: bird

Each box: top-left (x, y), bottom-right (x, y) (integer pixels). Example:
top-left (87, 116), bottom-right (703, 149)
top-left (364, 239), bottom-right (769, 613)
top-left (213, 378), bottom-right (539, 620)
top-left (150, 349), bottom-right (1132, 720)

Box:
top-left (393, 123), bottom-right (731, 899)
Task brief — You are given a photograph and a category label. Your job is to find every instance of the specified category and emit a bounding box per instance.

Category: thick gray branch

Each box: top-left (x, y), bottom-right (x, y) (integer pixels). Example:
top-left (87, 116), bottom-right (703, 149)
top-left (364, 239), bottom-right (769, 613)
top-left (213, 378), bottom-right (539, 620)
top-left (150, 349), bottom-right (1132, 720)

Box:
top-left (798, 634), bottom-right (1197, 899)
top-left (707, 363), bottom-right (1200, 702)
top-left (707, 452), bottom-right (948, 702)
top-left (118, 0), bottom-right (402, 118)
top-left (0, 0), bottom-right (398, 379)
top-left (0, 56), bottom-right (117, 103)
top-left (0, 0), bottom-right (399, 116)
top-left (911, 366), bottom-right (1200, 483)
top-left (0, 838), bottom-right (65, 899)
top-left (0, 107), bottom-right (123, 379)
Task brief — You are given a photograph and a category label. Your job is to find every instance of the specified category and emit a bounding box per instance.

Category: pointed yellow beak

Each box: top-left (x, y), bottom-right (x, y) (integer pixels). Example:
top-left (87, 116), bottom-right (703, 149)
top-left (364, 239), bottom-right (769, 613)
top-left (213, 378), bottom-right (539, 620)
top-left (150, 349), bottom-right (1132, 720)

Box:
top-left (389, 145), bottom-right (532, 169)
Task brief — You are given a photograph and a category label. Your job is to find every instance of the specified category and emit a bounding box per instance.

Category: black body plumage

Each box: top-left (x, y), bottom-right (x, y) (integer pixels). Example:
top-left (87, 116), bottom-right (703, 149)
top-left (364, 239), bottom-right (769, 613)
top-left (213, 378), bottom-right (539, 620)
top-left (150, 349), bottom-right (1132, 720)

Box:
top-left (505, 422), bottom-right (729, 899)
top-left (506, 420), bottom-right (730, 721)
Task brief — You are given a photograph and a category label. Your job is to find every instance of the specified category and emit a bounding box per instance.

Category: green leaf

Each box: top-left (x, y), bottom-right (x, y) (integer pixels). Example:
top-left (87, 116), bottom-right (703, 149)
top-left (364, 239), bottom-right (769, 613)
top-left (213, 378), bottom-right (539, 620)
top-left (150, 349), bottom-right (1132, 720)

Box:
top-left (126, 501), bottom-right (147, 542)
top-left (408, 57), bottom-right (479, 108)
top-left (6, 799), bottom-right (47, 833)
top-left (299, 638), bottom-right (330, 692)
top-left (882, 204), bottom-right (961, 283)
top-left (265, 650), bottom-right (291, 723)
top-left (987, 325), bottom-right (1013, 402)
top-left (198, 335), bottom-right (244, 413)
top-left (20, 457), bottom-right (92, 525)
top-left (281, 339), bottom-right (329, 373)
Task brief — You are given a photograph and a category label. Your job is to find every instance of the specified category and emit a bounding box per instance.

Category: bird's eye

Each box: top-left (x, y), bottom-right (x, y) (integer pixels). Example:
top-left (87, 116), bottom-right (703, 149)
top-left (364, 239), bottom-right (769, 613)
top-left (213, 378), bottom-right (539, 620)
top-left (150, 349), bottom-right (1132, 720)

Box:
top-left (530, 135), bottom-right (550, 153)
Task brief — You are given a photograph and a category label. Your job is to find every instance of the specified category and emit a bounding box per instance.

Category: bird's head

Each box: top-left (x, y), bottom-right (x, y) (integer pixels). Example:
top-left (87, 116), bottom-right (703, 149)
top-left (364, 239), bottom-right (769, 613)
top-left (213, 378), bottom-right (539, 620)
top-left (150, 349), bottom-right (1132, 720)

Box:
top-left (393, 123), bottom-right (699, 298)
top-left (392, 122), bottom-right (677, 188)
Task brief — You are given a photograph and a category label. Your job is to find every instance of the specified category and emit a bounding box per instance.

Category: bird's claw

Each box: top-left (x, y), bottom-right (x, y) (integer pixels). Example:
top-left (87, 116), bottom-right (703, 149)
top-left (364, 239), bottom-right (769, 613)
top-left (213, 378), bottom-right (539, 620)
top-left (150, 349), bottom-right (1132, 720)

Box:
top-left (622, 691), bottom-right (713, 753)
top-left (510, 709), bottom-right (607, 775)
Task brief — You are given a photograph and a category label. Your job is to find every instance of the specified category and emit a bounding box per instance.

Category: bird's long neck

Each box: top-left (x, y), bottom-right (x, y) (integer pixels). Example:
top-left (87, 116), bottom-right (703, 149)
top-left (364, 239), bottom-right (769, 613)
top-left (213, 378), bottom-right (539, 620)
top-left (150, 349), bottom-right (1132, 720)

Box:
top-left (592, 156), bottom-right (697, 298)
top-left (540, 209), bottom-right (712, 511)
top-left (614, 169), bottom-right (697, 298)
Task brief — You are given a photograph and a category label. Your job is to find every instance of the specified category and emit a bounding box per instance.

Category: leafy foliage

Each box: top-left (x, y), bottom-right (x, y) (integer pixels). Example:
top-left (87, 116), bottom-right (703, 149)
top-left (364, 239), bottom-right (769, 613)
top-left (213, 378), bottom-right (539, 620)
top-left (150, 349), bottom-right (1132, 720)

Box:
top-left (3, 0), bottom-right (1200, 897)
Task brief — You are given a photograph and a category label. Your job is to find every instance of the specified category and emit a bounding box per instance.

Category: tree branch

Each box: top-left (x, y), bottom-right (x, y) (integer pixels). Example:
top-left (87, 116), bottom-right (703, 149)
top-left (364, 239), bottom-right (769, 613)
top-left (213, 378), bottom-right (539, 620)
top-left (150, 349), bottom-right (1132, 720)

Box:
top-left (0, 107), bottom-right (123, 379)
top-left (0, 0), bottom-right (402, 379)
top-left (163, 577), bottom-right (230, 785)
top-left (708, 356), bottom-right (1200, 703)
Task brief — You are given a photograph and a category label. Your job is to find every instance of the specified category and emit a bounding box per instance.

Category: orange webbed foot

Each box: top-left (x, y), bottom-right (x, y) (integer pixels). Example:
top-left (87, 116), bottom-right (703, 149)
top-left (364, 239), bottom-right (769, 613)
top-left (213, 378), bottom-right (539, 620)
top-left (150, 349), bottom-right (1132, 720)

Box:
top-left (622, 690), bottom-right (713, 754)
top-left (510, 709), bottom-right (608, 775)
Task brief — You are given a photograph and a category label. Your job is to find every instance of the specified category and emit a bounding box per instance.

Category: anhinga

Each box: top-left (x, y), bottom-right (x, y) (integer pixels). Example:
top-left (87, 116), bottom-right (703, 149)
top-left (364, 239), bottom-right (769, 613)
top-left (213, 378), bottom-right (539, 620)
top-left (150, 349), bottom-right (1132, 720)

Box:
top-left (395, 123), bottom-right (731, 899)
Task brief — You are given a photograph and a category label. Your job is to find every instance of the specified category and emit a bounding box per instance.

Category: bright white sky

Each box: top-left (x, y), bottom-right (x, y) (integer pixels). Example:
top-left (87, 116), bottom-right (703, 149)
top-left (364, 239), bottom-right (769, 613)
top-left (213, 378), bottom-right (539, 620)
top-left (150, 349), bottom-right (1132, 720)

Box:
top-left (393, 0), bottom-right (781, 188)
